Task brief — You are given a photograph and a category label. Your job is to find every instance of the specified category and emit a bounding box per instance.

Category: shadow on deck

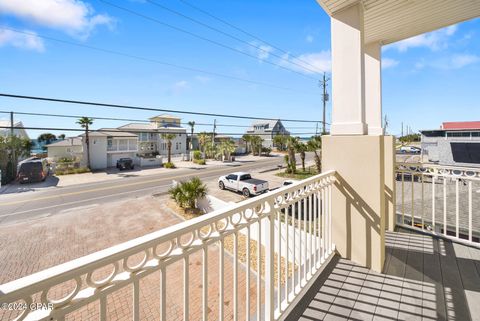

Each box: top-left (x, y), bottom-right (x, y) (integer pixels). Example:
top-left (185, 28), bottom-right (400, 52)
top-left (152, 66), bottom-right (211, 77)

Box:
top-left (286, 229), bottom-right (480, 321)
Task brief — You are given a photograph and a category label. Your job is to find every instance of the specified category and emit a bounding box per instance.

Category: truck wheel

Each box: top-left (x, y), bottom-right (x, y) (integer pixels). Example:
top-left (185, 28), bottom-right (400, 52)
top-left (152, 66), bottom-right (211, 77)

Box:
top-left (219, 181), bottom-right (225, 190)
top-left (242, 188), bottom-right (250, 197)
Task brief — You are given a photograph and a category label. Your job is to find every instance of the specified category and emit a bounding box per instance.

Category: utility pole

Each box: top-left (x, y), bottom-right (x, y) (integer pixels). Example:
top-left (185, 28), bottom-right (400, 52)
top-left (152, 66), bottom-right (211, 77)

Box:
top-left (212, 119), bottom-right (216, 148)
top-left (401, 122), bottom-right (404, 137)
top-left (319, 72), bottom-right (330, 134)
top-left (10, 111), bottom-right (15, 180)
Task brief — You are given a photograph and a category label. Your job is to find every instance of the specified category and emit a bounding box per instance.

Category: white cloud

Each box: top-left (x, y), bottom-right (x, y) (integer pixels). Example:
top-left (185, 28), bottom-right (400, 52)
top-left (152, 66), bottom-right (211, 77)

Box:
top-left (306, 35), bottom-right (314, 43)
top-left (414, 53), bottom-right (479, 71)
top-left (0, 29), bottom-right (44, 52)
top-left (0, 0), bottom-right (114, 39)
top-left (279, 50), bottom-right (331, 74)
top-left (169, 80), bottom-right (189, 95)
top-left (387, 24), bottom-right (458, 52)
top-left (195, 76), bottom-right (211, 84)
top-left (382, 58), bottom-right (399, 69)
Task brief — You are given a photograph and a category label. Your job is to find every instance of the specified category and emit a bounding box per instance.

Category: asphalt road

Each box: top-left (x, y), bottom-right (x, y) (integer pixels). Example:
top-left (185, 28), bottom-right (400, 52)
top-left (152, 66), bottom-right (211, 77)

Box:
top-left (0, 155), bottom-right (311, 225)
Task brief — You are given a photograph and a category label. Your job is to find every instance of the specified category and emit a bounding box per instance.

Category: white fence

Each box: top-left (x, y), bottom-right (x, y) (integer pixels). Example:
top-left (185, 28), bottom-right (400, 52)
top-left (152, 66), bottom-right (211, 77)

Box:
top-left (396, 162), bottom-right (480, 246)
top-left (0, 171), bottom-right (336, 321)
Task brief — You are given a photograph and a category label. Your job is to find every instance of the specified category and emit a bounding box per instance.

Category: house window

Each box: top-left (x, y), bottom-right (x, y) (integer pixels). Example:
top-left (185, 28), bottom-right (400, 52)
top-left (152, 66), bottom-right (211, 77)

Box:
top-left (107, 138), bottom-right (114, 151)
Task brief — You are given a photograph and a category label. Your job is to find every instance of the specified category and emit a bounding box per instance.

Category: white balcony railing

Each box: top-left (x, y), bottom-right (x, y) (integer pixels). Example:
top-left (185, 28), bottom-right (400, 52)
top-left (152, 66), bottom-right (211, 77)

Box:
top-left (0, 171), bottom-right (336, 321)
top-left (396, 162), bottom-right (480, 246)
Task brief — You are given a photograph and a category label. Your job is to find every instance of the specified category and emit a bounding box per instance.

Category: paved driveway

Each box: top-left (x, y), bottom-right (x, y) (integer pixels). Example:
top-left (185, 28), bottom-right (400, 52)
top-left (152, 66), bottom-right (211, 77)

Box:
top-left (0, 195), bottom-right (259, 321)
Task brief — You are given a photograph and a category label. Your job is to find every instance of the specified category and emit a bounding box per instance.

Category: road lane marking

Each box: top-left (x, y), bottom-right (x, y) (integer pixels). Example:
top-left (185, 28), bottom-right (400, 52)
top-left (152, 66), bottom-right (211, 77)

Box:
top-left (0, 161), bottom-right (279, 206)
top-left (0, 184), bottom-right (172, 218)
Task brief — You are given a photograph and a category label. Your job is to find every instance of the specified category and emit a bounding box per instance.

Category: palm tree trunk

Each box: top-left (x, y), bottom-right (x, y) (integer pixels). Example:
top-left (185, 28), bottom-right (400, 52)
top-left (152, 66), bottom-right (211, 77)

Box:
top-left (168, 141), bottom-right (172, 163)
top-left (85, 125), bottom-right (91, 170)
top-left (301, 152), bottom-right (305, 172)
top-left (313, 150), bottom-right (321, 172)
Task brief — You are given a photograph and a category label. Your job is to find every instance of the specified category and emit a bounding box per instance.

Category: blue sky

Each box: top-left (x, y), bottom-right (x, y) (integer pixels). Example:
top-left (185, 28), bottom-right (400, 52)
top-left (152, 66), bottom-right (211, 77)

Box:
top-left (0, 0), bottom-right (479, 139)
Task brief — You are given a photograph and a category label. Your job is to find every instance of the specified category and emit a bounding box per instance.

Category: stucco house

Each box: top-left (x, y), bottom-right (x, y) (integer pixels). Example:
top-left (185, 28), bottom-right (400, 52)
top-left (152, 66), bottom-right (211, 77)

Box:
top-left (117, 114), bottom-right (187, 158)
top-left (46, 137), bottom-right (83, 161)
top-left (46, 114), bottom-right (187, 170)
top-left (245, 119), bottom-right (289, 148)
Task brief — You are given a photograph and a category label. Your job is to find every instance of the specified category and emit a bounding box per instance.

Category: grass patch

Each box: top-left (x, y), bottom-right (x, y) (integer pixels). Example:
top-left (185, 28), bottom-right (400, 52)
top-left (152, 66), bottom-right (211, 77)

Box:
top-left (193, 159), bottom-right (206, 165)
top-left (163, 162), bottom-right (176, 169)
top-left (55, 167), bottom-right (90, 176)
top-left (275, 166), bottom-right (318, 180)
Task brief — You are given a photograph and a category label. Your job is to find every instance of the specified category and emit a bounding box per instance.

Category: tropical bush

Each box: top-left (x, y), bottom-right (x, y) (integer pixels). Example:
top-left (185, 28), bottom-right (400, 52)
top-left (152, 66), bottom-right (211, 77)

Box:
top-left (193, 150), bottom-right (202, 160)
top-left (164, 162), bottom-right (176, 169)
top-left (193, 159), bottom-right (206, 165)
top-left (169, 177), bottom-right (208, 210)
top-left (55, 167), bottom-right (90, 176)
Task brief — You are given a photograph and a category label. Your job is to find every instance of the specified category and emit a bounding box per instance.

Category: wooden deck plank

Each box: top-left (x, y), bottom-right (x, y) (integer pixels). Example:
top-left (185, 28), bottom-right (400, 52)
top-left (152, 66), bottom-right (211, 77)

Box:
top-left (287, 231), bottom-right (480, 321)
top-left (453, 243), bottom-right (480, 321)
top-left (422, 233), bottom-right (447, 321)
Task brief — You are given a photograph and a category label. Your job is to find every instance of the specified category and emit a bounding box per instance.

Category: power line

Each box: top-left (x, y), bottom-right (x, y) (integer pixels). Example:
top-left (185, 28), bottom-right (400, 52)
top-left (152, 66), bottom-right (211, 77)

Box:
top-left (0, 110), bottom-right (212, 127)
top-left (177, 0), bottom-right (324, 74)
top-left (0, 27), bottom-right (316, 96)
top-left (99, 0), bottom-right (319, 81)
top-left (145, 0), bottom-right (321, 75)
top-left (0, 126), bottom-right (321, 137)
top-left (0, 93), bottom-right (325, 123)
top-left (0, 110), bottom-right (329, 128)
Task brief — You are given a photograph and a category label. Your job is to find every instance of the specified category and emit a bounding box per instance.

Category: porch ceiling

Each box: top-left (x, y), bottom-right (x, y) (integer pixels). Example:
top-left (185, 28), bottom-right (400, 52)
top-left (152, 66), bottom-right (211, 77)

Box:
top-left (316, 0), bottom-right (480, 45)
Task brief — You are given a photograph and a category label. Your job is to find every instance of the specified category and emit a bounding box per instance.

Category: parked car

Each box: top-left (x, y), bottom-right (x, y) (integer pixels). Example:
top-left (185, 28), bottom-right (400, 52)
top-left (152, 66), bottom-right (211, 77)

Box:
top-left (218, 172), bottom-right (269, 197)
top-left (17, 157), bottom-right (49, 184)
top-left (116, 158), bottom-right (135, 170)
top-left (399, 146), bottom-right (421, 154)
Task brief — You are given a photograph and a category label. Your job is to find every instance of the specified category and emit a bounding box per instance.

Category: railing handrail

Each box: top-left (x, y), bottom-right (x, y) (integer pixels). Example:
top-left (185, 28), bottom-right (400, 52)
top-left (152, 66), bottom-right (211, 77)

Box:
top-left (0, 170), bottom-right (336, 303)
top-left (396, 161), bottom-right (480, 173)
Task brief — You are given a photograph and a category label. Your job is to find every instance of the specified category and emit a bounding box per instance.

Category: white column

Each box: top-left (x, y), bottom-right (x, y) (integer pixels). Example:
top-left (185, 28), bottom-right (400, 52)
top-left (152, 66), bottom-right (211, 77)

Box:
top-left (330, 3), bottom-right (367, 135)
top-left (365, 42), bottom-right (384, 135)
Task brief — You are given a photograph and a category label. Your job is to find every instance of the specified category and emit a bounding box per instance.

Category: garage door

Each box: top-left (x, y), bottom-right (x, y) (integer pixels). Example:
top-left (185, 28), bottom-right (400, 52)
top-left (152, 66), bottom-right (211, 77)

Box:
top-left (109, 153), bottom-right (135, 167)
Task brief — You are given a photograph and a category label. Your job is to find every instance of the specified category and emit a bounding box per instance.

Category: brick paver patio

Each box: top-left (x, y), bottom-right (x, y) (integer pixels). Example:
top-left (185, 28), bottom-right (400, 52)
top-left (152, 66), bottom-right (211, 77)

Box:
top-left (0, 195), bottom-right (260, 320)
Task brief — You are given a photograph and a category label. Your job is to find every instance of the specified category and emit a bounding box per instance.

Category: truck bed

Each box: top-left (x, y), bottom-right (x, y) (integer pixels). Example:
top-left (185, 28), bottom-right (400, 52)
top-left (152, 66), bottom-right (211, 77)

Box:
top-left (243, 178), bottom-right (268, 185)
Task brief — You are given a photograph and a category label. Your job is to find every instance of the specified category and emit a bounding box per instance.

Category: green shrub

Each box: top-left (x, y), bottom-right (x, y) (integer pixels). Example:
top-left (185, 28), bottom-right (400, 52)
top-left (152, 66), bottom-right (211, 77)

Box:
top-left (164, 162), bottom-right (176, 169)
top-left (169, 177), bottom-right (207, 210)
top-left (193, 159), bottom-right (206, 165)
top-left (193, 150), bottom-right (202, 160)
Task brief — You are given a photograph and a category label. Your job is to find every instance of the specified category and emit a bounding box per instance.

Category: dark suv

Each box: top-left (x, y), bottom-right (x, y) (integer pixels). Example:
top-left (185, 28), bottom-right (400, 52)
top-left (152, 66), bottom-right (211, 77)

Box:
top-left (116, 158), bottom-right (134, 170)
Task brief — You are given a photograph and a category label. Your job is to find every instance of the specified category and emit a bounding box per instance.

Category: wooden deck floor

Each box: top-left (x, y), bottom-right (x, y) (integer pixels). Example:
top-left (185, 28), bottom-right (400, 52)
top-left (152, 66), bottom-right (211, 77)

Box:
top-left (286, 229), bottom-right (480, 321)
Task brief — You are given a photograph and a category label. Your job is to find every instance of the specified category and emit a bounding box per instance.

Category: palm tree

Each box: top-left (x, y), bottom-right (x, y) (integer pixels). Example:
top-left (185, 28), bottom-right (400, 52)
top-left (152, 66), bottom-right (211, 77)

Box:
top-left (217, 139), bottom-right (236, 161)
top-left (76, 117), bottom-right (93, 169)
top-left (307, 136), bottom-right (322, 173)
top-left (58, 134), bottom-right (66, 140)
top-left (242, 134), bottom-right (252, 154)
top-left (169, 177), bottom-right (208, 210)
top-left (250, 135), bottom-right (263, 156)
top-left (187, 121), bottom-right (195, 150)
top-left (286, 136), bottom-right (298, 174)
top-left (293, 138), bottom-right (307, 172)
top-left (37, 133), bottom-right (57, 145)
top-left (161, 133), bottom-right (176, 164)
top-left (197, 132), bottom-right (210, 159)
top-left (273, 134), bottom-right (287, 151)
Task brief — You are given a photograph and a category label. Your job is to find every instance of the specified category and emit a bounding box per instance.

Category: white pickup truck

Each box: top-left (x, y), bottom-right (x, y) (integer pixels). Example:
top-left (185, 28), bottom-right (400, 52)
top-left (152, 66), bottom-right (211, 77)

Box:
top-left (218, 172), bottom-right (269, 197)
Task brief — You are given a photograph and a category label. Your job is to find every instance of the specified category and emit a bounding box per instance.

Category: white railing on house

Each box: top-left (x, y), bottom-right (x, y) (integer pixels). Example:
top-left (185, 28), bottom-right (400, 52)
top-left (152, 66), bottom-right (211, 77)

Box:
top-left (396, 162), bottom-right (480, 246)
top-left (0, 171), bottom-right (336, 321)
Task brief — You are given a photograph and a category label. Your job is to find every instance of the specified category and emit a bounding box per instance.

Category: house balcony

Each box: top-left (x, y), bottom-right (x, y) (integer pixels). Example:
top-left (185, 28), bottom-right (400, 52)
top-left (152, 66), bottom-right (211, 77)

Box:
top-left (1, 162), bottom-right (479, 321)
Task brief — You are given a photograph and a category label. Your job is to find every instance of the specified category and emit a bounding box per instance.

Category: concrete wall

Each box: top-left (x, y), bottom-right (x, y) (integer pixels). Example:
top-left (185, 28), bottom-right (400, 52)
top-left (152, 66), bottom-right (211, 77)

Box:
top-left (87, 136), bottom-right (108, 170)
top-left (422, 135), bottom-right (480, 167)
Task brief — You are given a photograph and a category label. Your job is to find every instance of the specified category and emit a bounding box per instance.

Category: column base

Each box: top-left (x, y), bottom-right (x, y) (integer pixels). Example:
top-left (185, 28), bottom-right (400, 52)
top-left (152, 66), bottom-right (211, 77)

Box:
top-left (322, 135), bottom-right (389, 272)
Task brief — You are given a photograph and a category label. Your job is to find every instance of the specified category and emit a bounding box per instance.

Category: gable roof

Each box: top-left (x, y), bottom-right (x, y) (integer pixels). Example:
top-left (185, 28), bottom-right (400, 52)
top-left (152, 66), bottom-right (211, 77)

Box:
top-left (46, 137), bottom-right (82, 147)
